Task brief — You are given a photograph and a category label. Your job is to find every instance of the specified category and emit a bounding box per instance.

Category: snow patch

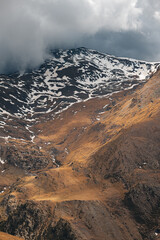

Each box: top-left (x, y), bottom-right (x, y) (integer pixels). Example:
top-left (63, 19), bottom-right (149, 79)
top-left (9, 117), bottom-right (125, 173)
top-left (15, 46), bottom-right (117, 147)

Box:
top-left (0, 158), bottom-right (5, 164)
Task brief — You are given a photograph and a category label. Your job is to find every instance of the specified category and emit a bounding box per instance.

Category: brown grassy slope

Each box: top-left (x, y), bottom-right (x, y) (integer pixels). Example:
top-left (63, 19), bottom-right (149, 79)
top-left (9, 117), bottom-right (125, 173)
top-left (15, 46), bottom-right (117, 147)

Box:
top-left (88, 69), bottom-right (160, 176)
top-left (0, 231), bottom-right (24, 240)
top-left (35, 69), bottom-right (160, 167)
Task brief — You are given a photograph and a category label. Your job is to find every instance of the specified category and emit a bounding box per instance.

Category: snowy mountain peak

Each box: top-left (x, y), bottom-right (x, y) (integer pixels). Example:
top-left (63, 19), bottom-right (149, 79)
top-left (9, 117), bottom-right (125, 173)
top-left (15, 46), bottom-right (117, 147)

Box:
top-left (0, 48), bottom-right (159, 122)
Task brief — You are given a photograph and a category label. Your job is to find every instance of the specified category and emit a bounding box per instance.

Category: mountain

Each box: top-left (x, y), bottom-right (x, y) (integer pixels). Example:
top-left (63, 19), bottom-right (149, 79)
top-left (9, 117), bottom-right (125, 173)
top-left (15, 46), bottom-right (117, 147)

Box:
top-left (0, 47), bottom-right (159, 120)
top-left (0, 48), bottom-right (160, 240)
top-left (0, 47), bottom-right (159, 144)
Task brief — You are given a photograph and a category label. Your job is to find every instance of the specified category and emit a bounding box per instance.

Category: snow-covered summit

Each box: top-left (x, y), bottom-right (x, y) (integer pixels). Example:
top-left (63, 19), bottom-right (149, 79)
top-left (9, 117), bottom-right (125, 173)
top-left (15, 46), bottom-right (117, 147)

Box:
top-left (0, 47), bottom-right (159, 121)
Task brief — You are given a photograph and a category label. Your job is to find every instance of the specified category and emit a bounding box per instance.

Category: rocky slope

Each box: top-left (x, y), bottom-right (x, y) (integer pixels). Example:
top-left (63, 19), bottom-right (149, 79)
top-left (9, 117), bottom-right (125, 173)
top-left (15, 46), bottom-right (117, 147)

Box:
top-left (0, 48), bottom-right (160, 240)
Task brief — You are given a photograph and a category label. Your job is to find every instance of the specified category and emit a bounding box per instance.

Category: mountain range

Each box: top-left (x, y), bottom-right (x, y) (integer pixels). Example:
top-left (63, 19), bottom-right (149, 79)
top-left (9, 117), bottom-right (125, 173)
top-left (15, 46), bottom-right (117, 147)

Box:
top-left (0, 48), bottom-right (160, 240)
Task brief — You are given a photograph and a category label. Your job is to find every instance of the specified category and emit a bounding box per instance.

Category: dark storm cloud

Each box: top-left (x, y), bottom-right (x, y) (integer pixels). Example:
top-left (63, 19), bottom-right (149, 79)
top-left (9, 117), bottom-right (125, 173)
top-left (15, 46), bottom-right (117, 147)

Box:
top-left (0, 0), bottom-right (159, 73)
top-left (80, 30), bottom-right (158, 61)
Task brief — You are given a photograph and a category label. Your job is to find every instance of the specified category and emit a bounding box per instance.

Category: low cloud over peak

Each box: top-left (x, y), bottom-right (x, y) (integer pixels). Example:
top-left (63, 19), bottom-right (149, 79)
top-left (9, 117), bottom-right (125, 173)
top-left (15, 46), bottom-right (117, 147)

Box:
top-left (0, 0), bottom-right (159, 73)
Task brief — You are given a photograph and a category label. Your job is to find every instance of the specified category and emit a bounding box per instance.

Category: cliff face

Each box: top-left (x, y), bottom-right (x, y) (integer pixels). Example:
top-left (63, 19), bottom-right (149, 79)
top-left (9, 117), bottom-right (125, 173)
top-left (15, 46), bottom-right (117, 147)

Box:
top-left (0, 51), bottom-right (160, 240)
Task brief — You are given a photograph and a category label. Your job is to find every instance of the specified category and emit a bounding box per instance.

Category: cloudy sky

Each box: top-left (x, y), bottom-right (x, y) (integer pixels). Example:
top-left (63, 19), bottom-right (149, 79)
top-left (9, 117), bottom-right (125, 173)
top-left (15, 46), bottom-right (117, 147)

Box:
top-left (0, 0), bottom-right (160, 73)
